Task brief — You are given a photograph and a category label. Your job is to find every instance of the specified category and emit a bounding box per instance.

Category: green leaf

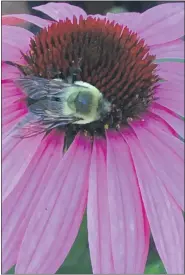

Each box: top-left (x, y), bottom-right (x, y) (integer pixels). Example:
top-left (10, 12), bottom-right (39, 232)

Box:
top-left (145, 261), bottom-right (166, 274)
top-left (145, 237), bottom-right (166, 274)
top-left (6, 266), bottom-right (15, 274)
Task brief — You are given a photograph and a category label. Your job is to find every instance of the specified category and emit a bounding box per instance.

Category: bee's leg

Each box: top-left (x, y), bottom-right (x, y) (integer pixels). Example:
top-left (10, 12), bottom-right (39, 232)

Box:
top-left (63, 125), bottom-right (77, 152)
top-left (118, 109), bottom-right (123, 121)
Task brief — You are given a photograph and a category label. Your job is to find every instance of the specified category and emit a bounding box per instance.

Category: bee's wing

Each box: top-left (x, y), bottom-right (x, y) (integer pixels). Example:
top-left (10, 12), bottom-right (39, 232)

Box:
top-left (28, 98), bottom-right (75, 121)
top-left (12, 76), bottom-right (81, 137)
top-left (12, 97), bottom-right (79, 138)
top-left (15, 76), bottom-right (74, 99)
top-left (11, 111), bottom-right (75, 139)
top-left (10, 113), bottom-right (48, 138)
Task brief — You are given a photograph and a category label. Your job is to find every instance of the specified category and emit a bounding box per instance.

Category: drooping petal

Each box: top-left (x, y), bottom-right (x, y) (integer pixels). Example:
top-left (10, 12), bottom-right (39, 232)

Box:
top-left (87, 138), bottom-right (114, 273)
top-left (2, 16), bottom-right (25, 26)
top-left (156, 81), bottom-right (183, 99)
top-left (2, 14), bottom-right (51, 28)
top-left (2, 82), bottom-right (23, 100)
top-left (157, 62), bottom-right (184, 86)
top-left (15, 134), bottom-right (91, 274)
top-left (137, 3), bottom-right (184, 45)
top-left (2, 25), bottom-right (33, 50)
top-left (92, 131), bottom-right (149, 273)
top-left (122, 129), bottom-right (184, 274)
top-left (150, 39), bottom-right (184, 60)
top-left (150, 103), bottom-right (184, 139)
top-left (33, 2), bottom-right (87, 22)
top-left (3, 109), bottom-right (26, 135)
top-left (2, 133), bottom-right (64, 273)
top-left (2, 108), bottom-right (27, 135)
top-left (107, 4), bottom-right (184, 46)
top-left (139, 114), bottom-right (183, 159)
top-left (155, 81), bottom-right (184, 117)
top-left (2, 132), bottom-right (44, 201)
top-left (129, 118), bottom-right (184, 210)
top-left (2, 42), bottom-right (22, 62)
top-left (2, 82), bottom-right (27, 135)
top-left (156, 97), bottom-right (183, 117)
top-left (2, 63), bottom-right (20, 81)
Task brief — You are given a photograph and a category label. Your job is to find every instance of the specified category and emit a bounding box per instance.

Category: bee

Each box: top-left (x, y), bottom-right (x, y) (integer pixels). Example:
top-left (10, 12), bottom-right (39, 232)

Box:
top-left (11, 74), bottom-right (111, 137)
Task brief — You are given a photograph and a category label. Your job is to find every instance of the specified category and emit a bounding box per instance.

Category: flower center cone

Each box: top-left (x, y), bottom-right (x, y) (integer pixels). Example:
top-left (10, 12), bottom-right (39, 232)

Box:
top-left (18, 16), bottom-right (160, 137)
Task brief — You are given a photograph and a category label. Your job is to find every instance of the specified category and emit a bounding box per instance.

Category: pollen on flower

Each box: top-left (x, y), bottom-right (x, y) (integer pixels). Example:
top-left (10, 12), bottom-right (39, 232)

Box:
top-left (17, 15), bottom-right (160, 139)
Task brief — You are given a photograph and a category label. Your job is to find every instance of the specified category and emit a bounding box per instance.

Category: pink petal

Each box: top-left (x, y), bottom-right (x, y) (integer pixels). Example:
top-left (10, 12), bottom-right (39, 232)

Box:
top-left (2, 96), bottom-right (26, 115)
top-left (2, 14), bottom-right (51, 28)
top-left (150, 103), bottom-right (184, 139)
top-left (2, 133), bottom-right (64, 273)
top-left (3, 110), bottom-right (26, 134)
top-left (107, 4), bottom-right (184, 46)
top-left (2, 42), bottom-right (22, 62)
top-left (2, 82), bottom-right (27, 134)
top-left (106, 131), bottom-right (150, 273)
top-left (2, 82), bottom-right (24, 100)
top-left (15, 134), bottom-right (91, 274)
top-left (2, 16), bottom-right (25, 26)
top-left (2, 133), bottom-right (44, 201)
top-left (2, 105), bottom-right (27, 134)
top-left (157, 62), bottom-right (184, 85)
top-left (138, 3), bottom-right (184, 45)
top-left (34, 2), bottom-right (87, 22)
top-left (2, 107), bottom-right (27, 138)
top-left (106, 12), bottom-right (141, 33)
top-left (87, 138), bottom-right (114, 273)
top-left (156, 81), bottom-right (183, 98)
top-left (2, 63), bottom-right (20, 81)
top-left (138, 114), bottom-right (184, 160)
top-left (156, 98), bottom-right (183, 118)
top-left (122, 130), bottom-right (184, 273)
top-left (2, 25), bottom-right (33, 50)
top-left (3, 96), bottom-right (25, 110)
top-left (155, 81), bottom-right (184, 117)
top-left (129, 119), bottom-right (184, 211)
top-left (150, 39), bottom-right (184, 59)
top-left (2, 117), bottom-right (28, 141)
top-left (89, 131), bottom-right (150, 273)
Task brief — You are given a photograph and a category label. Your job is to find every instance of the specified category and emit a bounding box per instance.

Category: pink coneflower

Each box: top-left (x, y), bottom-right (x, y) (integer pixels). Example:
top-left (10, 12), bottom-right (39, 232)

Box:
top-left (2, 2), bottom-right (184, 274)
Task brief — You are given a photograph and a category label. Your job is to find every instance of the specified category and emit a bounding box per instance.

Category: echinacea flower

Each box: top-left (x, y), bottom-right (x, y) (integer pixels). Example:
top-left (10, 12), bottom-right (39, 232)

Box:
top-left (2, 2), bottom-right (184, 274)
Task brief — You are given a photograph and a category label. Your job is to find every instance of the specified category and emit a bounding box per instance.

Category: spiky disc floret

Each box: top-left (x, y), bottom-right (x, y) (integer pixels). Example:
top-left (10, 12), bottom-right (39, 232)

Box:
top-left (19, 15), bottom-right (160, 137)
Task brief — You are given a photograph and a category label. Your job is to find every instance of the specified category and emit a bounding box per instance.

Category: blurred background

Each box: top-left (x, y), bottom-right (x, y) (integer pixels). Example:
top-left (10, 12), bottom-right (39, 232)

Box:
top-left (2, 1), bottom-right (165, 17)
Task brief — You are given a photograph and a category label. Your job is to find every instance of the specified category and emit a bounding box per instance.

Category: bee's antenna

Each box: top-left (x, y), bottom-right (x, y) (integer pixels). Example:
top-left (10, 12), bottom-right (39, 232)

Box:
top-left (69, 58), bottom-right (82, 83)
